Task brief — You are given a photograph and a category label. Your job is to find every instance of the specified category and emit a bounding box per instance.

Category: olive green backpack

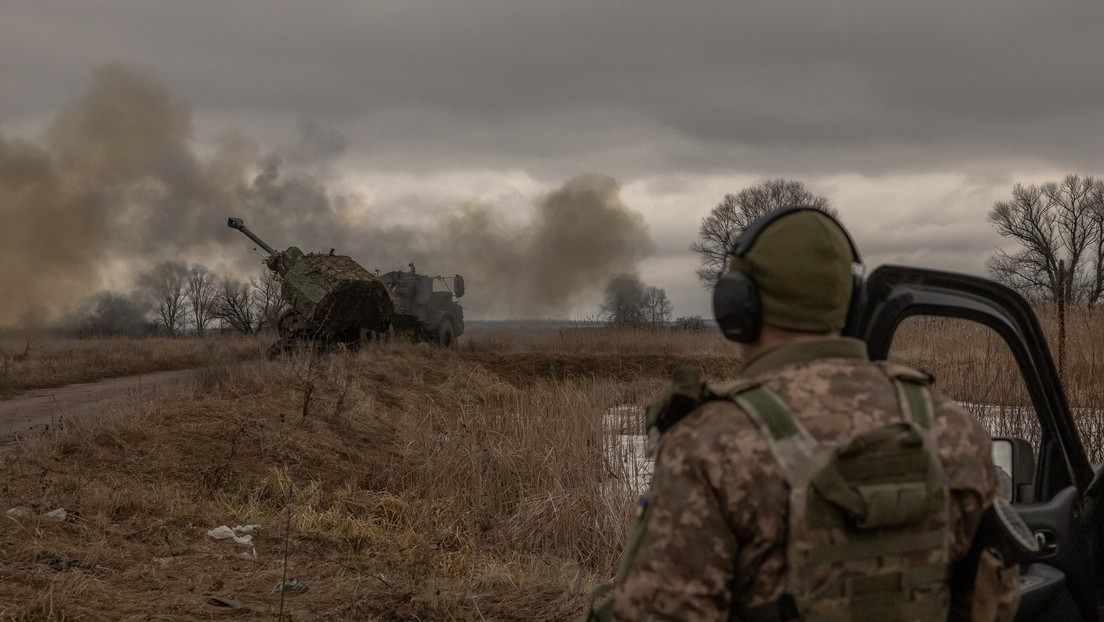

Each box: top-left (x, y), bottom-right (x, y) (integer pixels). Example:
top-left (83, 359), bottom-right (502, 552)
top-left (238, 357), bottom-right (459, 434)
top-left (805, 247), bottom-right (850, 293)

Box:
top-left (597, 363), bottom-right (951, 622)
top-left (719, 362), bottom-right (950, 621)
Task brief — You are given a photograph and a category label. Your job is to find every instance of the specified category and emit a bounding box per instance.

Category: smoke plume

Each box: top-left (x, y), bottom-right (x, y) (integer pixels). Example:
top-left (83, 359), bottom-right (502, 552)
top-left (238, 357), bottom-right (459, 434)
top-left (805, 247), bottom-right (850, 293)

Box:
top-left (430, 175), bottom-right (653, 317)
top-left (0, 64), bottom-right (653, 325)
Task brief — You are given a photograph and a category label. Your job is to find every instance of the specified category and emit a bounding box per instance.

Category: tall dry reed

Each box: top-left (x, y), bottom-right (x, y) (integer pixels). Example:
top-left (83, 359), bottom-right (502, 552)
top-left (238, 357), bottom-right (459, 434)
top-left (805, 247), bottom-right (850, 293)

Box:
top-left (888, 310), bottom-right (1104, 462)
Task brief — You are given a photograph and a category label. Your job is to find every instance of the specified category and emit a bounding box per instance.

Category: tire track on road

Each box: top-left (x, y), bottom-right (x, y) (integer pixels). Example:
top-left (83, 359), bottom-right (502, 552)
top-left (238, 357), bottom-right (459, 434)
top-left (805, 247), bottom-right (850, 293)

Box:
top-left (0, 370), bottom-right (193, 449)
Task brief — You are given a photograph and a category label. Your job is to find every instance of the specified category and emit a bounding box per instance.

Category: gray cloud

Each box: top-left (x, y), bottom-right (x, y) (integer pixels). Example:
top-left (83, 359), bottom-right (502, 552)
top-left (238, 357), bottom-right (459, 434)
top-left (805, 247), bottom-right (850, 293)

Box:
top-left (4, 1), bottom-right (1104, 179)
top-left (3, 2), bottom-right (1102, 321)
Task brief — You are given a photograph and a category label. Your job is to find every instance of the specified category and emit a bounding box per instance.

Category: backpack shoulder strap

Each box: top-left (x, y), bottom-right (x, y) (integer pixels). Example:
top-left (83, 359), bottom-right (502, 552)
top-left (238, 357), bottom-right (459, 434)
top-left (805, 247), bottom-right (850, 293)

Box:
top-left (875, 361), bottom-right (935, 429)
top-left (721, 383), bottom-right (799, 442)
top-left (716, 383), bottom-right (830, 486)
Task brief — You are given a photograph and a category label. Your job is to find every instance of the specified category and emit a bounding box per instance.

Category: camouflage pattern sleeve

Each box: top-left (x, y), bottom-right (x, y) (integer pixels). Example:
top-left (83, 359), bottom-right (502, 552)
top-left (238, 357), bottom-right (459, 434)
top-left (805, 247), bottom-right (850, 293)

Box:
top-left (611, 407), bottom-right (741, 620)
top-left (931, 392), bottom-right (1021, 621)
top-left (612, 399), bottom-right (788, 620)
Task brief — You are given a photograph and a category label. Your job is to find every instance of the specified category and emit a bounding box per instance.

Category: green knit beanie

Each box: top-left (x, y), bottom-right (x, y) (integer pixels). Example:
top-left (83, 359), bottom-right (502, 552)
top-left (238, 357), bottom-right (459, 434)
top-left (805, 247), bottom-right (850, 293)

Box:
top-left (727, 210), bottom-right (855, 333)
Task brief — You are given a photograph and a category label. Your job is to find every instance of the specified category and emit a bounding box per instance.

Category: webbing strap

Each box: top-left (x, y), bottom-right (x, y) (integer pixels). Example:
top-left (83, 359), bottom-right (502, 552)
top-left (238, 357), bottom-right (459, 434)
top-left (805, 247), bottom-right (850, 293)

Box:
top-left (825, 596), bottom-right (946, 622)
top-left (731, 385), bottom-right (823, 487)
top-left (818, 563), bottom-right (947, 599)
top-left (738, 602), bottom-right (784, 622)
top-left (894, 379), bottom-right (932, 429)
top-left (740, 588), bottom-right (946, 622)
top-left (901, 562), bottom-right (948, 589)
top-left (739, 601), bottom-right (792, 622)
top-left (804, 530), bottom-right (944, 565)
top-left (730, 380), bottom-right (932, 442)
top-left (732, 387), bottom-right (798, 441)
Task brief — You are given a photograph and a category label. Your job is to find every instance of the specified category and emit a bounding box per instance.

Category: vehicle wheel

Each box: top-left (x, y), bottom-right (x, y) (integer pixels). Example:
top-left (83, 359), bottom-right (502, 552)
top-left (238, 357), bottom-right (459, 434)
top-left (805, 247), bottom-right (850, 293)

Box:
top-left (437, 318), bottom-right (455, 347)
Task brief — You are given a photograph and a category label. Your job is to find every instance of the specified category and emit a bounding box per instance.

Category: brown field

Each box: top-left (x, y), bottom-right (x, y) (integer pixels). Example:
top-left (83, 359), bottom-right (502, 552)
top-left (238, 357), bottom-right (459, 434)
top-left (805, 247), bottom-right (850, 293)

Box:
top-left (1, 311), bottom-right (1103, 621)
top-left (0, 336), bottom-right (265, 399)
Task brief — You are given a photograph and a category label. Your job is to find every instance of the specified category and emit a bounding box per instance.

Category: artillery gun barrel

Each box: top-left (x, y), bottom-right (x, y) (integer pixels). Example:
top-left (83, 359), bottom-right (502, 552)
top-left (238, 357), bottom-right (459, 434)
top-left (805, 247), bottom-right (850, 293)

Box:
top-left (227, 217), bottom-right (276, 256)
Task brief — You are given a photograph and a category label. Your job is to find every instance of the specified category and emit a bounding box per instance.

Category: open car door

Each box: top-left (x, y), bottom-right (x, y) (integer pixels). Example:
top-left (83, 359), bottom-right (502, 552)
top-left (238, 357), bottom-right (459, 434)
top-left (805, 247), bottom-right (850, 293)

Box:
top-left (846, 265), bottom-right (1104, 621)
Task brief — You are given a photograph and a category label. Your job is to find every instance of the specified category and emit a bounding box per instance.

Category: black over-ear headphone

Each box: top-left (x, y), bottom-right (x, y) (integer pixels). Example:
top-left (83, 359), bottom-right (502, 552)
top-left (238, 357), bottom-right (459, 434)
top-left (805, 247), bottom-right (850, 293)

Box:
top-left (712, 206), bottom-right (864, 343)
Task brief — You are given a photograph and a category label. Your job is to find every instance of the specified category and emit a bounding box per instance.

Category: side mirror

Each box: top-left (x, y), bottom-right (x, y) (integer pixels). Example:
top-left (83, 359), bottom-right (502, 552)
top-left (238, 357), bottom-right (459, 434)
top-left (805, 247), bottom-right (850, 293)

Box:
top-left (992, 436), bottom-right (1035, 503)
top-left (454, 275), bottom-right (465, 299)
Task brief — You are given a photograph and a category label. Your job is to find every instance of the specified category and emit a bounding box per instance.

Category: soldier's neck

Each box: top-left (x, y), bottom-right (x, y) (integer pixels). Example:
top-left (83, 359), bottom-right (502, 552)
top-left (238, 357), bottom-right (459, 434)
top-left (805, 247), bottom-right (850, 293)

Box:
top-left (739, 324), bottom-right (840, 367)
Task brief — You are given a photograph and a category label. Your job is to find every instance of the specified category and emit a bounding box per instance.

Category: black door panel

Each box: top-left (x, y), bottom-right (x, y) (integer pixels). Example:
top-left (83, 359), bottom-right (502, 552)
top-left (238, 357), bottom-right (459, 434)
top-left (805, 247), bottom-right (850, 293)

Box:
top-left (1015, 486), bottom-right (1095, 620)
top-left (1017, 563), bottom-right (1083, 621)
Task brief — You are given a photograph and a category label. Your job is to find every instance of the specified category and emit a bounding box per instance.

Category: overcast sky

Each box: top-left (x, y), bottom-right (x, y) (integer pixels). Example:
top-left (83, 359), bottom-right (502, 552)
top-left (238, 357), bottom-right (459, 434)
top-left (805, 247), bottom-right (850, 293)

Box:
top-left (3, 1), bottom-right (1104, 323)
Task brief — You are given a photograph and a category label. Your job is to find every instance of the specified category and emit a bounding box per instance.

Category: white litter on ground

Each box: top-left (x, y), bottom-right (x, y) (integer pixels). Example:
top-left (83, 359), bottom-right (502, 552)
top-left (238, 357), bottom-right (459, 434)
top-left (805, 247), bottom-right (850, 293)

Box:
top-left (41, 508), bottom-right (67, 522)
top-left (207, 524), bottom-right (261, 546)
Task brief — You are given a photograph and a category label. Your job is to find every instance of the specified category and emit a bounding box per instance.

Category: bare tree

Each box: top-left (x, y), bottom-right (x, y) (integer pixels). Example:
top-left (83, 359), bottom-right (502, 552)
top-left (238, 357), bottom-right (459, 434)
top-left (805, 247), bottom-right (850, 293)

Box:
top-left (186, 264), bottom-right (218, 336)
top-left (253, 270), bottom-right (285, 332)
top-left (987, 175), bottom-right (1104, 304)
top-left (691, 179), bottom-right (835, 287)
top-left (641, 286), bottom-right (673, 326)
top-left (675, 315), bottom-right (706, 331)
top-left (138, 261), bottom-right (190, 336)
top-left (213, 278), bottom-right (259, 334)
top-left (600, 273), bottom-right (647, 327)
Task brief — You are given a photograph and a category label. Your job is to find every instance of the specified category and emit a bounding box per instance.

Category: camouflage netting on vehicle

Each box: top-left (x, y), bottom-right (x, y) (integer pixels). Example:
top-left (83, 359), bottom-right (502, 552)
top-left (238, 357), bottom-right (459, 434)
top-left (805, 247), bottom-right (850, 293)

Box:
top-left (280, 252), bottom-right (394, 334)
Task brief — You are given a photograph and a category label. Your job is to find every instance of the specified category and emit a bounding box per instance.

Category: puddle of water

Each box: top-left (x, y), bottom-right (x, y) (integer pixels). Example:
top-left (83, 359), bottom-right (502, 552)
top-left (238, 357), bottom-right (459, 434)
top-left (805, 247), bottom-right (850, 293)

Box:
top-left (603, 406), bottom-right (653, 499)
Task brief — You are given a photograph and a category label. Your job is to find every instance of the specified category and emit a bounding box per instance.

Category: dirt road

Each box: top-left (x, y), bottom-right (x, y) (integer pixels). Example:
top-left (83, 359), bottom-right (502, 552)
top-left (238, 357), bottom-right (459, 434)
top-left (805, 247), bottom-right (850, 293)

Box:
top-left (0, 370), bottom-right (193, 448)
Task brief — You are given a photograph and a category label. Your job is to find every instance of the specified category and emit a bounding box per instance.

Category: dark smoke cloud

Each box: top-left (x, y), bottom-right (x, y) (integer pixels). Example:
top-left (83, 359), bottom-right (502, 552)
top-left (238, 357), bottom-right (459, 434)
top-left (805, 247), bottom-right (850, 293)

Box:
top-left (0, 64), bottom-right (653, 325)
top-left (62, 292), bottom-right (151, 337)
top-left (600, 273), bottom-right (646, 325)
top-left (432, 175), bottom-right (654, 317)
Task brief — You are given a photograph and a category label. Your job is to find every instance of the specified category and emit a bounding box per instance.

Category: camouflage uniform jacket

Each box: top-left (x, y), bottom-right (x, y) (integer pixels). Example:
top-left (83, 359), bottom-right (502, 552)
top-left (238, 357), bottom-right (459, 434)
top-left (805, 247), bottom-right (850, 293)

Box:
top-left (612, 337), bottom-right (1019, 621)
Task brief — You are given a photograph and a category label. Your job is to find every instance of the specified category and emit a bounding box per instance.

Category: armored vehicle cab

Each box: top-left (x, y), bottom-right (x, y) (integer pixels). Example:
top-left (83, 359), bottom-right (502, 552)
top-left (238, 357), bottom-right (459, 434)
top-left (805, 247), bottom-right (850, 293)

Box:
top-left (377, 264), bottom-right (465, 347)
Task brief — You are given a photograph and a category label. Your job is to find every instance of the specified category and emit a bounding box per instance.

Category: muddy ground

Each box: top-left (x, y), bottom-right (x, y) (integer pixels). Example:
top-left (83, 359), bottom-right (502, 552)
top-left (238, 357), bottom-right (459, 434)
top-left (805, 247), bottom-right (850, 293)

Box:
top-left (0, 369), bottom-right (193, 449)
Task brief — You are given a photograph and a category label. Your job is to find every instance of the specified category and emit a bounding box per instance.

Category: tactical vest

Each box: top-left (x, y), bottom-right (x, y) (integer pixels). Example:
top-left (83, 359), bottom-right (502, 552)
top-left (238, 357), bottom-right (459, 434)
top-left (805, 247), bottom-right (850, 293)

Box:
top-left (591, 364), bottom-right (953, 622)
top-left (712, 362), bottom-right (951, 622)
top-left (618, 363), bottom-right (951, 622)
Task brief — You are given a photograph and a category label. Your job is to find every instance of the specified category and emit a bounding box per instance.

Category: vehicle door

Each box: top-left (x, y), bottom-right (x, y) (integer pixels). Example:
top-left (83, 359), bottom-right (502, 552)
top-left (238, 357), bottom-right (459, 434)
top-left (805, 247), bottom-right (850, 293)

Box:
top-left (847, 265), bottom-right (1104, 622)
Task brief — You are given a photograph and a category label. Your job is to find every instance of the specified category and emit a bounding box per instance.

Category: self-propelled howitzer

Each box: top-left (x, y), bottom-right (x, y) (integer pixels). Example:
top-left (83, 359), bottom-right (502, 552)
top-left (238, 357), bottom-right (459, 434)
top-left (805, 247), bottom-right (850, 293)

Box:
top-left (227, 217), bottom-right (393, 356)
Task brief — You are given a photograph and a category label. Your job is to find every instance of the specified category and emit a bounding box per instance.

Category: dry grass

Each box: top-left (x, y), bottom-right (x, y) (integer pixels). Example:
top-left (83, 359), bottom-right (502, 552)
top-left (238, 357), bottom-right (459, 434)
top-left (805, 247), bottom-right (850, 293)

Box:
top-left (464, 323), bottom-right (737, 358)
top-left (3, 315), bottom-right (1104, 620)
top-left (0, 334), bottom-right (265, 398)
top-left (0, 329), bottom-right (728, 621)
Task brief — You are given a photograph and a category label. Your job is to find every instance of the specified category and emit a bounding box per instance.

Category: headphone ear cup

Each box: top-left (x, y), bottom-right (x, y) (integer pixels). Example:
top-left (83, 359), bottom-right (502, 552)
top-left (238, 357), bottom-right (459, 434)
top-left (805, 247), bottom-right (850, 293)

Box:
top-left (713, 271), bottom-right (762, 344)
top-left (842, 274), bottom-right (865, 336)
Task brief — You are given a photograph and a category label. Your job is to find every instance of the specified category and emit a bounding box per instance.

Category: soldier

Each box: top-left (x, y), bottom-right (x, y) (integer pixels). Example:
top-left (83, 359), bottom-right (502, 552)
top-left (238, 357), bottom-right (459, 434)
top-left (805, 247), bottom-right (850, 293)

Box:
top-left (607, 207), bottom-right (1024, 621)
